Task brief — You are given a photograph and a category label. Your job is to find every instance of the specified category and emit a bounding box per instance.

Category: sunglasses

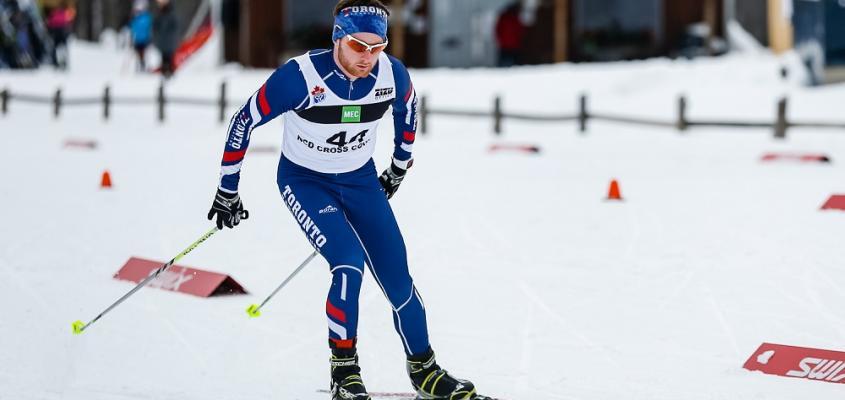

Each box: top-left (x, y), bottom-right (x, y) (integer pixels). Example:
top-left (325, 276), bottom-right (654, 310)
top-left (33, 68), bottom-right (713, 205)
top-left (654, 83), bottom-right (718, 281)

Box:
top-left (336, 26), bottom-right (388, 54)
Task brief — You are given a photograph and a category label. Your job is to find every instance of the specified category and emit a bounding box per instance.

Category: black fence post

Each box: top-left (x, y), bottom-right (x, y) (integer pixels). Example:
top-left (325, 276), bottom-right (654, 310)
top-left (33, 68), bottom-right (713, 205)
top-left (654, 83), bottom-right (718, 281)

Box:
top-left (774, 97), bottom-right (788, 139)
top-left (419, 95), bottom-right (428, 135)
top-left (578, 93), bottom-right (588, 133)
top-left (218, 81), bottom-right (227, 124)
top-left (157, 82), bottom-right (165, 123)
top-left (493, 95), bottom-right (502, 135)
top-left (53, 88), bottom-right (62, 119)
top-left (677, 95), bottom-right (688, 132)
top-left (103, 85), bottom-right (111, 121)
top-left (1, 88), bottom-right (8, 116)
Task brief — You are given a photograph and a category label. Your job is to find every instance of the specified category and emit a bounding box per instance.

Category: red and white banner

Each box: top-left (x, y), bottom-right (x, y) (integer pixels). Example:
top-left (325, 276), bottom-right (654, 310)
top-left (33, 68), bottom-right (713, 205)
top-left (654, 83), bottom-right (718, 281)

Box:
top-left (63, 139), bottom-right (98, 150)
top-left (114, 257), bottom-right (247, 297)
top-left (173, 21), bottom-right (213, 71)
top-left (821, 195), bottom-right (845, 211)
top-left (488, 143), bottom-right (541, 154)
top-left (743, 343), bottom-right (845, 384)
top-left (760, 153), bottom-right (831, 163)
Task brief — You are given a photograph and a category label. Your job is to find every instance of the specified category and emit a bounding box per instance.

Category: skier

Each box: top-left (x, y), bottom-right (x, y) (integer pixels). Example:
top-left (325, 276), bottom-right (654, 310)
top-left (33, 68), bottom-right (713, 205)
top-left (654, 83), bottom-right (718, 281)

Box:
top-left (207, 1), bottom-right (491, 399)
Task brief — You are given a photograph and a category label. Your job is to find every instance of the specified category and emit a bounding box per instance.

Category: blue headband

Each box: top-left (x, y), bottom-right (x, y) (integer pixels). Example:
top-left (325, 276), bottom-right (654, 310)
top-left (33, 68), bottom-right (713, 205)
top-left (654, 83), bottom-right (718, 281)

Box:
top-left (332, 6), bottom-right (389, 42)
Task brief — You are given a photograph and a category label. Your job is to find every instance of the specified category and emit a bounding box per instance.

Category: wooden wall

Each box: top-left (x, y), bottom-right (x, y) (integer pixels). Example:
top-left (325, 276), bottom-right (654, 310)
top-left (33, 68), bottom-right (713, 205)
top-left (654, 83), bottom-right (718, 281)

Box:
top-left (239, 0), bottom-right (286, 68)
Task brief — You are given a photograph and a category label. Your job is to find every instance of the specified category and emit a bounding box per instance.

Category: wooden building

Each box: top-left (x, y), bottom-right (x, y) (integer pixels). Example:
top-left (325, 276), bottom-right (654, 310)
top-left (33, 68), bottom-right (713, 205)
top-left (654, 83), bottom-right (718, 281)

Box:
top-left (222, 0), bottom-right (428, 68)
top-left (217, 0), bottom-right (829, 69)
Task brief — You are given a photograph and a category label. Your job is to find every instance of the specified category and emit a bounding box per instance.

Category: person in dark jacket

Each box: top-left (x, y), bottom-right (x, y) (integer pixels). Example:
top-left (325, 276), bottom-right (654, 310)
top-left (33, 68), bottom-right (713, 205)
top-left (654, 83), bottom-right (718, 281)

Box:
top-left (11, 5), bottom-right (34, 68)
top-left (0, 0), bottom-right (18, 68)
top-left (153, 0), bottom-right (178, 77)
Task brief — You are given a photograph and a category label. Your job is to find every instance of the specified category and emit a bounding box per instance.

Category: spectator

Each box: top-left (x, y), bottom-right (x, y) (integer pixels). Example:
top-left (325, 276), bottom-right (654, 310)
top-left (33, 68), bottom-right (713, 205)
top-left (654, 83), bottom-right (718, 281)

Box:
top-left (153, 0), bottom-right (179, 78)
top-left (11, 5), bottom-right (35, 68)
top-left (0, 1), bottom-right (16, 68)
top-left (494, 2), bottom-right (525, 67)
top-left (45, 0), bottom-right (74, 69)
top-left (129, 1), bottom-right (152, 71)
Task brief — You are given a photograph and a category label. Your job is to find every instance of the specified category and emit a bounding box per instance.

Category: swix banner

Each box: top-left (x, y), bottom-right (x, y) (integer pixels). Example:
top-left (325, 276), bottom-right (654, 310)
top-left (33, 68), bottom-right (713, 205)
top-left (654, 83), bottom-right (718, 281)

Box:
top-left (743, 343), bottom-right (845, 385)
top-left (114, 257), bottom-right (247, 297)
top-left (821, 195), bottom-right (845, 211)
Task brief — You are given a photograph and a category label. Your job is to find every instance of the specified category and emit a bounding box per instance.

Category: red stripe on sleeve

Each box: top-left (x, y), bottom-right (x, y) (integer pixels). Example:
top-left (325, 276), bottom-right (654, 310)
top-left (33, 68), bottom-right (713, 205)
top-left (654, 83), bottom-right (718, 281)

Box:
top-left (403, 131), bottom-right (415, 143)
top-left (326, 300), bottom-right (347, 323)
top-left (222, 150), bottom-right (247, 163)
top-left (258, 84), bottom-right (271, 116)
top-left (404, 83), bottom-right (414, 102)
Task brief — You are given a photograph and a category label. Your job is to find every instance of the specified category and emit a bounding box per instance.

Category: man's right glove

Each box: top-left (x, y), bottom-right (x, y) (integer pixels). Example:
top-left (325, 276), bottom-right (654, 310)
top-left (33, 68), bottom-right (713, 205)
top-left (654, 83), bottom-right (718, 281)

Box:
top-left (207, 189), bottom-right (249, 229)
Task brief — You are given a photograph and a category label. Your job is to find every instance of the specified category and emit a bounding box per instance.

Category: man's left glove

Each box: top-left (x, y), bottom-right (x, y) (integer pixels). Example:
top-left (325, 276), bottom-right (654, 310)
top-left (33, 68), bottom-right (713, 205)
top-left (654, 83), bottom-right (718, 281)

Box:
top-left (379, 160), bottom-right (408, 199)
top-left (207, 188), bottom-right (249, 229)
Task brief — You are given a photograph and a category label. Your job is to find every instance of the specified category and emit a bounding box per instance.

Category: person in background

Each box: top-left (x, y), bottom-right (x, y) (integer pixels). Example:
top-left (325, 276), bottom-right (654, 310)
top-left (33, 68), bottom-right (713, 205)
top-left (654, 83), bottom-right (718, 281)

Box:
top-left (494, 2), bottom-right (525, 67)
top-left (0, 0), bottom-right (16, 68)
top-left (129, 1), bottom-right (152, 71)
top-left (11, 4), bottom-right (34, 68)
top-left (45, 0), bottom-right (74, 69)
top-left (153, 0), bottom-right (178, 77)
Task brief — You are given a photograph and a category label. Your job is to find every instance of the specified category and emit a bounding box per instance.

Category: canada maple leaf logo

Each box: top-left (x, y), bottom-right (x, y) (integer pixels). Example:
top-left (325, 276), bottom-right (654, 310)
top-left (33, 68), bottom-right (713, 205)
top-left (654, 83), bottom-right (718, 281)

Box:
top-left (311, 86), bottom-right (325, 96)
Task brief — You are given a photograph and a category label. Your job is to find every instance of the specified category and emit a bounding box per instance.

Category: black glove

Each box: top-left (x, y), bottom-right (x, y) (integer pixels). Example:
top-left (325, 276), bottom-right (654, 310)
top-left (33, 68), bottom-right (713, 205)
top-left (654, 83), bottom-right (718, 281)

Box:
top-left (207, 189), bottom-right (249, 229)
top-left (378, 160), bottom-right (409, 199)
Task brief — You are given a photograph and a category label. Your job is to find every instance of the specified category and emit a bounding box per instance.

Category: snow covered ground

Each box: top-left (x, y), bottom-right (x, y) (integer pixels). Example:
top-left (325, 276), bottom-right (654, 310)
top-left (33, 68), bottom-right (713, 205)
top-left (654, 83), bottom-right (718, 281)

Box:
top-left (1, 40), bottom-right (844, 400)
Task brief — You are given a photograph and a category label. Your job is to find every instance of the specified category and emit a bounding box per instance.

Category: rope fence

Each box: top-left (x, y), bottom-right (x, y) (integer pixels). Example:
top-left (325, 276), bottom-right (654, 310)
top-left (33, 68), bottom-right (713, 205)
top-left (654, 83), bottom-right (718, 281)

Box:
top-left (2, 82), bottom-right (844, 139)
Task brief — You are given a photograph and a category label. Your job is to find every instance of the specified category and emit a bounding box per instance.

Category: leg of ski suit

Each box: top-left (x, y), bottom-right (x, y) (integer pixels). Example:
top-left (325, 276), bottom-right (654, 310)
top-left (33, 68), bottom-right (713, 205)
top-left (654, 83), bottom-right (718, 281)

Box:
top-left (277, 156), bottom-right (429, 355)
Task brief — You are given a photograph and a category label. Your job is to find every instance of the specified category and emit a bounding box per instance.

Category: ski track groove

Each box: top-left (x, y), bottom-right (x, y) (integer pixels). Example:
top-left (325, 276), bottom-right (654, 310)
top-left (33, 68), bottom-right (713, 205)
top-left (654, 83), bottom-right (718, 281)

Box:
top-left (701, 282), bottom-right (741, 358)
top-left (515, 302), bottom-right (535, 397)
top-left (518, 280), bottom-right (621, 369)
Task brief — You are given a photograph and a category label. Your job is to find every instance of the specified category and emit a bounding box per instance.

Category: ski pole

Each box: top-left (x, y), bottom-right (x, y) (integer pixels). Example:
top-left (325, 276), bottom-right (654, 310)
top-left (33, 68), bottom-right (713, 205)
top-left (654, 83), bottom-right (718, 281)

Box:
top-left (246, 250), bottom-right (318, 318)
top-left (71, 226), bottom-right (220, 335)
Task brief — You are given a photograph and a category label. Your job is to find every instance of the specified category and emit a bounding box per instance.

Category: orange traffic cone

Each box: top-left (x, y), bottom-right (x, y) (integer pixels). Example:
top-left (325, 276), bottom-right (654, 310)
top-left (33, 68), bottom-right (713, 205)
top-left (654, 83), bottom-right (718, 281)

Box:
top-left (100, 170), bottom-right (112, 189)
top-left (607, 179), bottom-right (622, 201)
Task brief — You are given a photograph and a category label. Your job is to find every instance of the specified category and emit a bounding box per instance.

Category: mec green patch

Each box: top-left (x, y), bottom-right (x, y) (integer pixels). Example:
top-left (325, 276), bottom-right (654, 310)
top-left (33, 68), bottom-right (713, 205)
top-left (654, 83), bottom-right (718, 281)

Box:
top-left (341, 106), bottom-right (362, 123)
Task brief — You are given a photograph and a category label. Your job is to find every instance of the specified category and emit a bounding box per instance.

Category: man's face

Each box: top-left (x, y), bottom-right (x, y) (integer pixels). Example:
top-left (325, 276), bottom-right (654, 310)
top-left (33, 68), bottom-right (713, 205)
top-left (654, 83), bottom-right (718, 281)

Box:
top-left (336, 32), bottom-right (386, 78)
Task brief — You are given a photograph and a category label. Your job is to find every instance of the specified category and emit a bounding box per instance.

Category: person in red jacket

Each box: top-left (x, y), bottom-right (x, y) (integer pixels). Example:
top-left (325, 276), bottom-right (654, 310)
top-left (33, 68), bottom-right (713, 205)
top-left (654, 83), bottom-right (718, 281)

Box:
top-left (45, 1), bottom-right (75, 69)
top-left (495, 2), bottom-right (525, 67)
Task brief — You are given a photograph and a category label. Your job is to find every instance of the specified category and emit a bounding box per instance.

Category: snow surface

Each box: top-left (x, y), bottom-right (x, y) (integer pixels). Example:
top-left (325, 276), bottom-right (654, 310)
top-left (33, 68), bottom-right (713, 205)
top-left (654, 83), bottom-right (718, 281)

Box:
top-left (1, 41), bottom-right (844, 400)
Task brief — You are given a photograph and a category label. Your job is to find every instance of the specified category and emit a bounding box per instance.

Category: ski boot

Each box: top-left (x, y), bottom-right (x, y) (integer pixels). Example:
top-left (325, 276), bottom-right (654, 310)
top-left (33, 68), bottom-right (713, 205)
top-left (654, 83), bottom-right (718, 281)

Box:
top-left (406, 348), bottom-right (484, 400)
top-left (330, 347), bottom-right (371, 400)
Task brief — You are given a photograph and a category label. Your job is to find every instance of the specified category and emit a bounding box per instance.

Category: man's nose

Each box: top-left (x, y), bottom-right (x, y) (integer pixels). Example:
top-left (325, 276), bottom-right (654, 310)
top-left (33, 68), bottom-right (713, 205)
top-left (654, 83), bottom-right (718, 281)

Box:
top-left (361, 51), bottom-right (377, 62)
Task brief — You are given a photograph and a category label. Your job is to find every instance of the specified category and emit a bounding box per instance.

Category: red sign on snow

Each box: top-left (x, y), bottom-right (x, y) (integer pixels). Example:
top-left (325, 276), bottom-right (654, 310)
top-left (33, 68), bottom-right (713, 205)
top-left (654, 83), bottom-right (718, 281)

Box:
top-left (821, 195), bottom-right (845, 211)
top-left (760, 153), bottom-right (831, 163)
top-left (488, 143), bottom-right (541, 154)
top-left (114, 257), bottom-right (247, 297)
top-left (743, 343), bottom-right (845, 385)
top-left (63, 139), bottom-right (98, 150)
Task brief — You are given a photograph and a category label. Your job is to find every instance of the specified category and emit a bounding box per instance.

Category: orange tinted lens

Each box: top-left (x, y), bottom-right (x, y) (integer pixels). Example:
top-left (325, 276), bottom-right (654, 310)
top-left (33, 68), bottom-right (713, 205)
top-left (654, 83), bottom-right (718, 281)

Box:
top-left (345, 39), bottom-right (368, 53)
top-left (370, 45), bottom-right (386, 54)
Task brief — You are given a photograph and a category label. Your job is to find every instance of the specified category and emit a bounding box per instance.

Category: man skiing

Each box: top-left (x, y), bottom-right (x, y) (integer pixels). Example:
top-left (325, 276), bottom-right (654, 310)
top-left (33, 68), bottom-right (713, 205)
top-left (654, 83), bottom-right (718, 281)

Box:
top-left (207, 1), bottom-right (490, 399)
